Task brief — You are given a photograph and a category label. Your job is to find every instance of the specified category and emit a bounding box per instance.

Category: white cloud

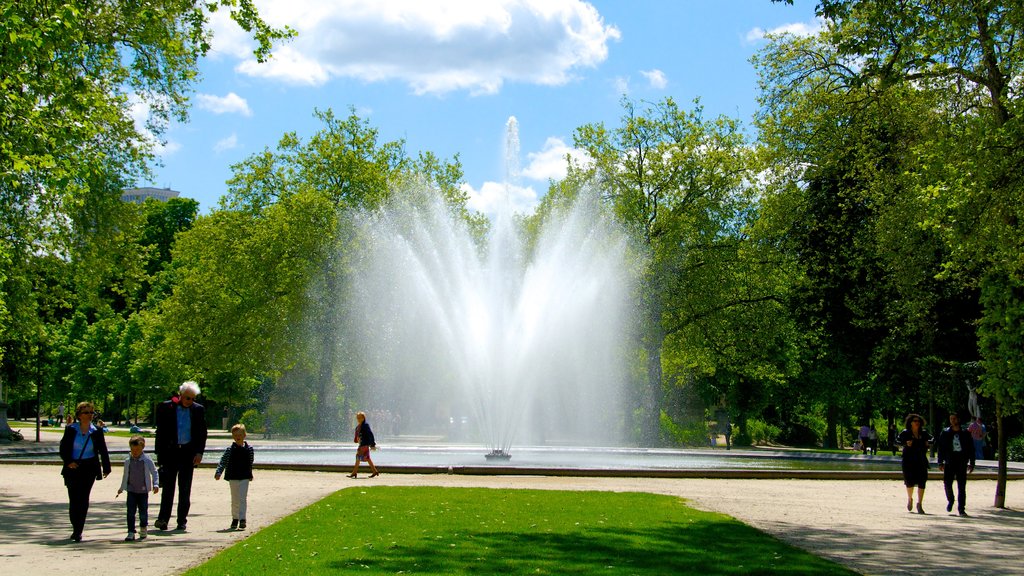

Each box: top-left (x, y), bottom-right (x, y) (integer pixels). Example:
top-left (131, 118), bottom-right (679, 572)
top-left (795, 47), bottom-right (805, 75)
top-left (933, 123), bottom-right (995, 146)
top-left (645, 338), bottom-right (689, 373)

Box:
top-left (522, 137), bottom-right (590, 182)
top-left (213, 0), bottom-right (621, 94)
top-left (613, 76), bottom-right (630, 96)
top-left (196, 92), bottom-right (253, 116)
top-left (640, 69), bottom-right (667, 89)
top-left (462, 181), bottom-right (539, 217)
top-left (214, 133), bottom-right (239, 153)
top-left (745, 17), bottom-right (825, 43)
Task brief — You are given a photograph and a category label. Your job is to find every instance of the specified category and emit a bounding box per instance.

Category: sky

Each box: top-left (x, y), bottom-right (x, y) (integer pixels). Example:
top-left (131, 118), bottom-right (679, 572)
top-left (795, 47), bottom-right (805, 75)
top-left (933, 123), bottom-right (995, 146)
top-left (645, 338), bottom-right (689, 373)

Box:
top-left (140, 0), bottom-right (822, 216)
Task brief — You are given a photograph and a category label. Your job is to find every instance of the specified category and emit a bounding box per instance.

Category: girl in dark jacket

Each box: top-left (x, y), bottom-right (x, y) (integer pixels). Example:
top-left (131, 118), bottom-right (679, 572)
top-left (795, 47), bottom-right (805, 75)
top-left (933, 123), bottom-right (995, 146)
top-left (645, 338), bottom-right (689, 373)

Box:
top-left (59, 401), bottom-right (112, 541)
top-left (348, 411), bottom-right (379, 478)
top-left (896, 413), bottom-right (933, 514)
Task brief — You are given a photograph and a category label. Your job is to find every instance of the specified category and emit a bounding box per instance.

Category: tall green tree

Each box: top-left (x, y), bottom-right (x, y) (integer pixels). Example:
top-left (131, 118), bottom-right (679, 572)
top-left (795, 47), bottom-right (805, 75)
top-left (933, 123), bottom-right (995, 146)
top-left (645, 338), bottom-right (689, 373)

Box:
top-left (571, 98), bottom-right (789, 445)
top-left (774, 0), bottom-right (1024, 506)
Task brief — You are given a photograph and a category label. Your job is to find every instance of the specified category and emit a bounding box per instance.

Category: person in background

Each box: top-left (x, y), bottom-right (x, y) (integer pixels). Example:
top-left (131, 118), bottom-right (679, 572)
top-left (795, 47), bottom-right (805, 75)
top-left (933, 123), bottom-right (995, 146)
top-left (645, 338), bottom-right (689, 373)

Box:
top-left (117, 435), bottom-right (159, 541)
top-left (215, 423), bottom-right (255, 530)
top-left (59, 402), bottom-right (112, 542)
top-left (154, 380), bottom-right (208, 531)
top-left (937, 412), bottom-right (975, 516)
top-left (897, 413), bottom-right (933, 514)
top-left (859, 423), bottom-right (871, 455)
top-left (967, 416), bottom-right (986, 461)
top-left (348, 411), bottom-right (379, 479)
top-left (868, 425), bottom-right (879, 455)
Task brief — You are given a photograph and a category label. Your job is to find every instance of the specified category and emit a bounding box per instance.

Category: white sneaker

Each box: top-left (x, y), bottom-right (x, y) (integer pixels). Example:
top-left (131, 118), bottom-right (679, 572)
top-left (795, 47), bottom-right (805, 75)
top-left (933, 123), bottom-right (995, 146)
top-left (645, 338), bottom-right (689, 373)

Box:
top-left (139, 527), bottom-right (148, 540)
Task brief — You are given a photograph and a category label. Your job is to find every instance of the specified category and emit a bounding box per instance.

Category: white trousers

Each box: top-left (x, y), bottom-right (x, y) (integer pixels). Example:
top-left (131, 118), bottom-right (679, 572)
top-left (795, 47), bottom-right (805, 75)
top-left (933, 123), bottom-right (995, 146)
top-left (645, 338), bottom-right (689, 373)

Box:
top-left (228, 479), bottom-right (250, 520)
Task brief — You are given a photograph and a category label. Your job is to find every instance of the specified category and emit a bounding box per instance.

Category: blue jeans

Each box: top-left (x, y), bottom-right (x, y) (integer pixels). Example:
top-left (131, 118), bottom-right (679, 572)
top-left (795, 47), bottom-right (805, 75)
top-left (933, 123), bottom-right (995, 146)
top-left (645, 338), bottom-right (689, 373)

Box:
top-left (127, 491), bottom-right (150, 533)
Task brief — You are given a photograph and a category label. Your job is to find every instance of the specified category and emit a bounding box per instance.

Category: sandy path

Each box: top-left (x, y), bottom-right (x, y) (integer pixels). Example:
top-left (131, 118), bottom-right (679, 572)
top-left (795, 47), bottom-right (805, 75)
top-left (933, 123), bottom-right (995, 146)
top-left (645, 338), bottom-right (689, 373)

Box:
top-left (2, 463), bottom-right (1023, 575)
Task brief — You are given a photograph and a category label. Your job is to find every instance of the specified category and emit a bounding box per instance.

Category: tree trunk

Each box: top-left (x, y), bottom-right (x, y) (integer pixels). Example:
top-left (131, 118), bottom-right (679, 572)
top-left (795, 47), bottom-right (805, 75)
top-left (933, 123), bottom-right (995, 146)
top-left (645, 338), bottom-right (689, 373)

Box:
top-left (641, 337), bottom-right (663, 446)
top-left (824, 402), bottom-right (838, 449)
top-left (995, 399), bottom-right (1007, 508)
top-left (314, 265), bottom-right (339, 439)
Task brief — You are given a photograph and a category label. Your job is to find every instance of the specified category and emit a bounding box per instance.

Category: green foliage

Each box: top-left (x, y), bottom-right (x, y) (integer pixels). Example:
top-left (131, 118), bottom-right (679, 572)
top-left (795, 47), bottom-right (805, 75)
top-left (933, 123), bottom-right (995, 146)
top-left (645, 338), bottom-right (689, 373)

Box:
top-left (240, 409), bottom-right (264, 434)
top-left (659, 411), bottom-right (711, 447)
top-left (187, 487), bottom-right (856, 575)
top-left (1006, 435), bottom-right (1024, 463)
top-left (745, 418), bottom-right (782, 446)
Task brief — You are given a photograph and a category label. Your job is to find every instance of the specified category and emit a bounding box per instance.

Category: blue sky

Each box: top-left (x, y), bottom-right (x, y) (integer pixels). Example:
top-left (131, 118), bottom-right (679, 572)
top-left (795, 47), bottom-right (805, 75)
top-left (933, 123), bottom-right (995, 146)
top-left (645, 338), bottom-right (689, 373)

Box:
top-left (140, 0), bottom-right (821, 216)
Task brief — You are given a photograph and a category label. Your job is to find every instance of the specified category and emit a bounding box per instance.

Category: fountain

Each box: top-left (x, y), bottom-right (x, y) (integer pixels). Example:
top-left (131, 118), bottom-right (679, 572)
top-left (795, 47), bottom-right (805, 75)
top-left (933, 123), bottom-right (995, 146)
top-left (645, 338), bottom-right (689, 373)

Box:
top-left (348, 117), bottom-right (634, 459)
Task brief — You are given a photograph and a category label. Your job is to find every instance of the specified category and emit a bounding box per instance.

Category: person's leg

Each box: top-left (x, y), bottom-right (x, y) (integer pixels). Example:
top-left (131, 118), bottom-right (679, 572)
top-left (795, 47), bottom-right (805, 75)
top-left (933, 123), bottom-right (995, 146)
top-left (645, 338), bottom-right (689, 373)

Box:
top-left (367, 454), bottom-right (379, 476)
top-left (237, 479), bottom-right (249, 521)
top-left (905, 485), bottom-right (914, 511)
top-left (70, 475), bottom-right (96, 537)
top-left (944, 466), bottom-right (955, 511)
top-left (229, 480), bottom-right (241, 521)
top-left (175, 450), bottom-right (196, 528)
top-left (956, 465), bottom-right (968, 513)
top-left (158, 457), bottom-right (179, 527)
top-left (127, 492), bottom-right (138, 535)
top-left (138, 492), bottom-right (149, 530)
top-left (916, 486), bottom-right (926, 513)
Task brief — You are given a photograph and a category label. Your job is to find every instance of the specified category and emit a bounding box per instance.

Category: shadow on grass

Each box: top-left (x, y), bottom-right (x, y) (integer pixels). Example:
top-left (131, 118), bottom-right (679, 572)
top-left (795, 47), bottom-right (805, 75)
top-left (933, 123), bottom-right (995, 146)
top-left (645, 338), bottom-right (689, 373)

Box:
top-left (326, 519), bottom-right (854, 575)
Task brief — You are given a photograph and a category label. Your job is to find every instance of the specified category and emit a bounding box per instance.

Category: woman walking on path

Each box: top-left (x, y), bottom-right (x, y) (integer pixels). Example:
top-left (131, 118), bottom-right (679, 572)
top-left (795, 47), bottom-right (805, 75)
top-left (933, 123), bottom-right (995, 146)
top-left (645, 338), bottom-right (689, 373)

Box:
top-left (348, 412), bottom-right (379, 479)
top-left (896, 413), bottom-right (932, 514)
top-left (59, 401), bottom-right (112, 541)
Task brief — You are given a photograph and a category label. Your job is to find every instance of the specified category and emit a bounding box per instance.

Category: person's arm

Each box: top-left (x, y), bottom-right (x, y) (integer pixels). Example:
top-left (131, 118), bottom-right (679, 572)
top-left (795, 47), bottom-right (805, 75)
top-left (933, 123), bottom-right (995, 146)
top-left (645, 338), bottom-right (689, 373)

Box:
top-left (95, 429), bottom-right (112, 477)
top-left (147, 456), bottom-right (160, 492)
top-left (193, 404), bottom-right (208, 464)
top-left (966, 431), bottom-right (976, 471)
top-left (59, 426), bottom-right (75, 466)
top-left (118, 459), bottom-right (129, 494)
top-left (215, 446), bottom-right (231, 479)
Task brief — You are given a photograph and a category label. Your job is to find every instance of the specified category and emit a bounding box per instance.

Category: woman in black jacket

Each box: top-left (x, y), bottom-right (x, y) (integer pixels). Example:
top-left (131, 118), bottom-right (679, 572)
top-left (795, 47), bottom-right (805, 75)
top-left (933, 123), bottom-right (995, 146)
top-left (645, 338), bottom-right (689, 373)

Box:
top-left (896, 413), bottom-right (932, 514)
top-left (59, 401), bottom-right (112, 541)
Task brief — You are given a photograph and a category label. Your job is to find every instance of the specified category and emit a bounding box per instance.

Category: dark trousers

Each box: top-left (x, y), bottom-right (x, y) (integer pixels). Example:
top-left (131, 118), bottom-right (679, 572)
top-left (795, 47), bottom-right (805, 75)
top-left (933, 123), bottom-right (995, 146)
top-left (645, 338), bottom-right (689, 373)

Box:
top-left (66, 473), bottom-right (96, 537)
top-left (127, 491), bottom-right (150, 532)
top-left (944, 462), bottom-right (968, 511)
top-left (158, 446), bottom-right (197, 526)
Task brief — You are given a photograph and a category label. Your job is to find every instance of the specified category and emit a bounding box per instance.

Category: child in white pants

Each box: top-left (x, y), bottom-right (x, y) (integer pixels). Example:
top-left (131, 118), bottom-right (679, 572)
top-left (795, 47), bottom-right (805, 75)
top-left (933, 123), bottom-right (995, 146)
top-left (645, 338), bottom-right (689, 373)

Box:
top-left (214, 423), bottom-right (254, 530)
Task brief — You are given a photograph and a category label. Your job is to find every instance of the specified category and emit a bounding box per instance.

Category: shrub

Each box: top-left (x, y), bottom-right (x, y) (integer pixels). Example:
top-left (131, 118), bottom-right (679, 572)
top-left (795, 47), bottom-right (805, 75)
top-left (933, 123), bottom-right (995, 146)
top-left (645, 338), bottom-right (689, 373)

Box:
top-left (659, 412), bottom-right (712, 446)
top-left (1006, 435), bottom-right (1024, 462)
top-left (240, 409), bottom-right (264, 434)
top-left (745, 418), bottom-right (781, 446)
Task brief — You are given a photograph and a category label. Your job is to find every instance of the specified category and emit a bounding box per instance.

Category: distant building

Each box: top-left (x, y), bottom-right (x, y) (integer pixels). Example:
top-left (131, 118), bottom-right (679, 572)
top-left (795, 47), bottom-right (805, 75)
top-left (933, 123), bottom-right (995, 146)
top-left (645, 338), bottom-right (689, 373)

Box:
top-left (121, 187), bottom-right (180, 204)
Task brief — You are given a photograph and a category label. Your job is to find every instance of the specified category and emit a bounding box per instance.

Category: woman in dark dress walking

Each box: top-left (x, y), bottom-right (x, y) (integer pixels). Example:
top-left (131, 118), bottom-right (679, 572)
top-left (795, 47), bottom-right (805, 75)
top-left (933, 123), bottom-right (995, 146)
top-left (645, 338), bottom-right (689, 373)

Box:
top-left (896, 413), bottom-right (932, 514)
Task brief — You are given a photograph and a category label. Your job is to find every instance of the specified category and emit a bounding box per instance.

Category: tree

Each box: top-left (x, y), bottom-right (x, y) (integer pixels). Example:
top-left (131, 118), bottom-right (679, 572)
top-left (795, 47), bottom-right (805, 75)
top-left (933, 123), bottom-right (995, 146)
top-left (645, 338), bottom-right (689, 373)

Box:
top-left (768, 1), bottom-right (1023, 500)
top-left (570, 98), bottom-right (789, 445)
top-left (1, 0), bottom-right (290, 432)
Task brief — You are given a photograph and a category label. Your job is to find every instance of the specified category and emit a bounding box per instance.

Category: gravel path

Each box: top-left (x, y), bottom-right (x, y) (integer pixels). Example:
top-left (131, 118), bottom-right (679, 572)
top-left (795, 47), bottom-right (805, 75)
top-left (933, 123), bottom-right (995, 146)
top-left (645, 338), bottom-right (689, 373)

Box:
top-left (2, 463), bottom-right (1023, 575)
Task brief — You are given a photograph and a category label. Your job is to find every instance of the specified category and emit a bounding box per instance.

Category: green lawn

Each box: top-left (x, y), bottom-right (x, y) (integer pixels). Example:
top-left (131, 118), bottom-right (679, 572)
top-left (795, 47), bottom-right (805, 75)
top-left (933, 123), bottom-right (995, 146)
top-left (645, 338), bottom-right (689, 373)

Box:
top-left (185, 486), bottom-right (857, 575)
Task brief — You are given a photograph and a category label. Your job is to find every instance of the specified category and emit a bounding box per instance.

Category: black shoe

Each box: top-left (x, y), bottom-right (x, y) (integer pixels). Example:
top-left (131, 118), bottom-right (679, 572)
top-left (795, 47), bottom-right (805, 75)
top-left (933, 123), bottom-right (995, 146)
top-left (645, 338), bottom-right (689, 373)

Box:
top-left (947, 501), bottom-right (954, 512)
top-left (917, 503), bottom-right (925, 514)
top-left (239, 520), bottom-right (246, 530)
top-left (154, 519), bottom-right (168, 531)
top-left (70, 533), bottom-right (82, 542)
top-left (230, 519), bottom-right (238, 530)
top-left (124, 533), bottom-right (136, 542)
top-left (959, 510), bottom-right (968, 517)
top-left (175, 524), bottom-right (187, 531)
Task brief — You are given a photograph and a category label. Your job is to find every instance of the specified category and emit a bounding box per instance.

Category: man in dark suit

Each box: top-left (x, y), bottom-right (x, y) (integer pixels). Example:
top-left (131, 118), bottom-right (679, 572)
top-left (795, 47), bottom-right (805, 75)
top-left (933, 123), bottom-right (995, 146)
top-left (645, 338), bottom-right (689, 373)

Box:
top-left (154, 380), bottom-right (208, 531)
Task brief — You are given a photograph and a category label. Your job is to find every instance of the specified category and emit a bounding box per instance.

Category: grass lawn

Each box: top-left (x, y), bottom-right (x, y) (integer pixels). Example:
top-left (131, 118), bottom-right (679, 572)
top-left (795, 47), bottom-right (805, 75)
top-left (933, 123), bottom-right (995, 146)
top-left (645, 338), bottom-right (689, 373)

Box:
top-left (185, 486), bottom-right (857, 575)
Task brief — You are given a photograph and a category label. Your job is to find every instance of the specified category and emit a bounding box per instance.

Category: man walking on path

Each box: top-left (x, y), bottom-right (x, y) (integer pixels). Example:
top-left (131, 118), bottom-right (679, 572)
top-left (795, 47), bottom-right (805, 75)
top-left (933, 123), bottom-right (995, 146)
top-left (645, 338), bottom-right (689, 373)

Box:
top-left (154, 381), bottom-right (208, 531)
top-left (937, 412), bottom-right (975, 516)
